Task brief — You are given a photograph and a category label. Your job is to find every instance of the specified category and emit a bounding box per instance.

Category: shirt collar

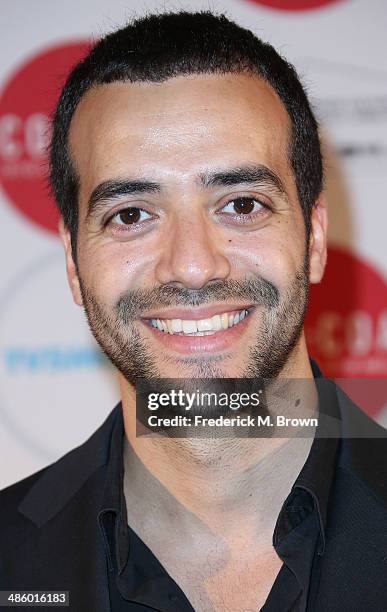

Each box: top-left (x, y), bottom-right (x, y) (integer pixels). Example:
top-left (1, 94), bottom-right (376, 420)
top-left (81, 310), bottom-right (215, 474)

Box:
top-left (98, 360), bottom-right (341, 576)
top-left (274, 363), bottom-right (341, 556)
top-left (97, 405), bottom-right (129, 574)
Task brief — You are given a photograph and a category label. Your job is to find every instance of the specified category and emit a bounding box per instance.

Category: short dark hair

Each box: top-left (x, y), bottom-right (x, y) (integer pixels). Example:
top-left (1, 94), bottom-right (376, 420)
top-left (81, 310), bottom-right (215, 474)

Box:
top-left (49, 11), bottom-right (323, 263)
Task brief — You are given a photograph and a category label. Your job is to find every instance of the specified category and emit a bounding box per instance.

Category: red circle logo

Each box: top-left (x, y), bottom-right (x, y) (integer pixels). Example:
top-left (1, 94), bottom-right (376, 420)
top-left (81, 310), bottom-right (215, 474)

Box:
top-left (0, 41), bottom-right (90, 234)
top-left (306, 246), bottom-right (387, 416)
top-left (246, 0), bottom-right (342, 10)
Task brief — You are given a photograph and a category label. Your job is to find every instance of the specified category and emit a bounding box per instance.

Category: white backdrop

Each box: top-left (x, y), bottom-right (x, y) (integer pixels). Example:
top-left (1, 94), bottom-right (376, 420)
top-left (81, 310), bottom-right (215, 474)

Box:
top-left (0, 0), bottom-right (386, 489)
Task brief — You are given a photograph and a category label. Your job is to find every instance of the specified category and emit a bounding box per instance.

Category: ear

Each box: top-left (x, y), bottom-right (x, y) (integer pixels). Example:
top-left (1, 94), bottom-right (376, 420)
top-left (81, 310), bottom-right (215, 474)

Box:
top-left (308, 195), bottom-right (328, 284)
top-left (58, 218), bottom-right (83, 306)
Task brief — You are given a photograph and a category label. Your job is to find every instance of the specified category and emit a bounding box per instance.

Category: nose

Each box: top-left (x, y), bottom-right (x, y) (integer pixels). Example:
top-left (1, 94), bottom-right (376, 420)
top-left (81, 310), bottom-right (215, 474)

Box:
top-left (154, 210), bottom-right (231, 289)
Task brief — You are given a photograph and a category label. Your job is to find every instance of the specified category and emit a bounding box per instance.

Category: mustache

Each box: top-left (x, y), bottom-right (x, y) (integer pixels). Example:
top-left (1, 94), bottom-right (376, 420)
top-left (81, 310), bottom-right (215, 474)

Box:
top-left (116, 277), bottom-right (279, 323)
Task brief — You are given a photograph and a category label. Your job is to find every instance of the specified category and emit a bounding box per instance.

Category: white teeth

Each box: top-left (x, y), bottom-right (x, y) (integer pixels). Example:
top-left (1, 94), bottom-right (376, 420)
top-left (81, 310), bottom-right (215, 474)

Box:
top-left (197, 318), bottom-right (213, 332)
top-left (182, 320), bottom-right (198, 334)
top-left (221, 313), bottom-right (229, 329)
top-left (212, 314), bottom-right (222, 331)
top-left (148, 308), bottom-right (250, 335)
top-left (171, 319), bottom-right (183, 332)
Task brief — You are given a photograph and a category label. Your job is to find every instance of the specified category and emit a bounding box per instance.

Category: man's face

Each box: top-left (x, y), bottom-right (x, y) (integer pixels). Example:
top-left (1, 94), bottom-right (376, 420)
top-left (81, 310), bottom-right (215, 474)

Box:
top-left (62, 73), bottom-right (326, 383)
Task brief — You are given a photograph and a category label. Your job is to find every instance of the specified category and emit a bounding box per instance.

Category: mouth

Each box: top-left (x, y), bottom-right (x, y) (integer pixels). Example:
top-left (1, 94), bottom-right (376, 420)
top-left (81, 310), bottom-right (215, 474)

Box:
top-left (140, 306), bottom-right (256, 354)
top-left (144, 307), bottom-right (252, 336)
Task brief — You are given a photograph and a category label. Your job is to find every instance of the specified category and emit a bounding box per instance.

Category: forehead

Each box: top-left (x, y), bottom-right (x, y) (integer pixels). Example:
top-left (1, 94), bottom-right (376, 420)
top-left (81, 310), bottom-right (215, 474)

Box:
top-left (69, 72), bottom-right (292, 195)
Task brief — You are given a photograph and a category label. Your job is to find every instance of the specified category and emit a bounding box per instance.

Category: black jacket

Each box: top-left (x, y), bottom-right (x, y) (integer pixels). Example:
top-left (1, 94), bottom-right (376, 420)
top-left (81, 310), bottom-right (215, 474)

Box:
top-left (1, 382), bottom-right (387, 611)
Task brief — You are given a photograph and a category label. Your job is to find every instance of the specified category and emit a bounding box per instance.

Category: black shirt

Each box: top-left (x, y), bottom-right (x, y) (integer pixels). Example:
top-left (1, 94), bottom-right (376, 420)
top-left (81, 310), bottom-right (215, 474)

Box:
top-left (98, 369), bottom-right (342, 611)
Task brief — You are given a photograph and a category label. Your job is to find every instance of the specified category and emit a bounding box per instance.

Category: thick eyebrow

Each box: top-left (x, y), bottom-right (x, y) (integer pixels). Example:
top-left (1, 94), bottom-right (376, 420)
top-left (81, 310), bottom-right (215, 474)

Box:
top-left (86, 164), bottom-right (288, 220)
top-left (199, 164), bottom-right (288, 200)
top-left (87, 179), bottom-right (161, 219)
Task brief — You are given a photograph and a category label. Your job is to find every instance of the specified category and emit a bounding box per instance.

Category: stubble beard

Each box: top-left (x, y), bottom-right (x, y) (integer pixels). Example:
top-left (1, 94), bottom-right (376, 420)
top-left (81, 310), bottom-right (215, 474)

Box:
top-left (77, 252), bottom-right (310, 386)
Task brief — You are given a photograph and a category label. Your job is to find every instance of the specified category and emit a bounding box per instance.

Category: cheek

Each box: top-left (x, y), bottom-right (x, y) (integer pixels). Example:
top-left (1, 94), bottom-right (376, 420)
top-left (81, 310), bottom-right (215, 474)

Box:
top-left (228, 229), bottom-right (305, 290)
top-left (78, 238), bottom-right (160, 303)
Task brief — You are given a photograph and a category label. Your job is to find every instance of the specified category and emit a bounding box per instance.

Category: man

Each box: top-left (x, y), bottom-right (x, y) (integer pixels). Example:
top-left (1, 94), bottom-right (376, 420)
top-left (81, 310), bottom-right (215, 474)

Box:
top-left (1, 11), bottom-right (386, 612)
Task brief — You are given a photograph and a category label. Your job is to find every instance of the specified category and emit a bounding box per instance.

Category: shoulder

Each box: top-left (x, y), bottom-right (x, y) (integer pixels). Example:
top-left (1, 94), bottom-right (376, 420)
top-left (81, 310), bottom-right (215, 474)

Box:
top-left (336, 384), bottom-right (387, 498)
top-left (0, 466), bottom-right (51, 552)
top-left (0, 465), bottom-right (49, 509)
top-left (0, 404), bottom-right (121, 546)
top-left (313, 366), bottom-right (387, 507)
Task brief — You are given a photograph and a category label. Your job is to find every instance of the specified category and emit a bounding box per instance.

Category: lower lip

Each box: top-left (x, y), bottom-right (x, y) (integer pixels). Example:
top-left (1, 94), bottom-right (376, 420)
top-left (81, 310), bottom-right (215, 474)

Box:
top-left (139, 308), bottom-right (256, 354)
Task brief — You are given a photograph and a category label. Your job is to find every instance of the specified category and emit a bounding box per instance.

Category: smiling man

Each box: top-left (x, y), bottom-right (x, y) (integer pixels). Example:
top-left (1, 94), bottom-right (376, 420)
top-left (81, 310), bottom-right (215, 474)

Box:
top-left (68, 72), bottom-right (315, 384)
top-left (1, 11), bottom-right (387, 612)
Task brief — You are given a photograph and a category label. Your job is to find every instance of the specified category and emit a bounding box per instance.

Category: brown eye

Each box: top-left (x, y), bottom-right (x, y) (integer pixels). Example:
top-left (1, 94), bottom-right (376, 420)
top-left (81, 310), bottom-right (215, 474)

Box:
top-left (233, 198), bottom-right (256, 214)
top-left (118, 208), bottom-right (141, 224)
top-left (221, 197), bottom-right (265, 216)
top-left (112, 207), bottom-right (152, 226)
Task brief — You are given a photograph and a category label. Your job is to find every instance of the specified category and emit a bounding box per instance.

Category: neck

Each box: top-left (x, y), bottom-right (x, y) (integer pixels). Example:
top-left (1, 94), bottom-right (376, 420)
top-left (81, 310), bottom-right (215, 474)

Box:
top-left (120, 339), bottom-right (317, 545)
